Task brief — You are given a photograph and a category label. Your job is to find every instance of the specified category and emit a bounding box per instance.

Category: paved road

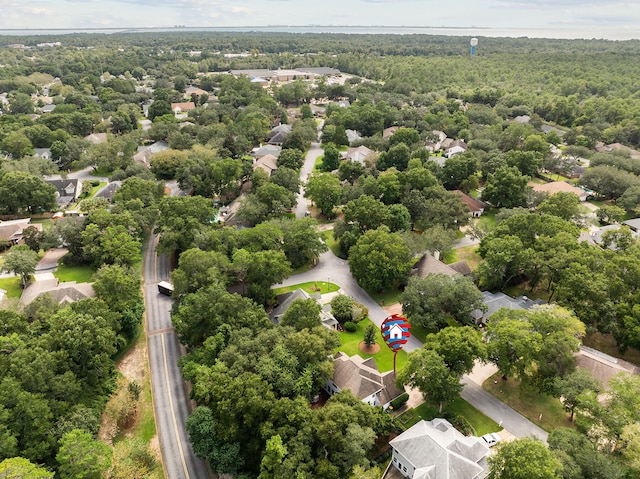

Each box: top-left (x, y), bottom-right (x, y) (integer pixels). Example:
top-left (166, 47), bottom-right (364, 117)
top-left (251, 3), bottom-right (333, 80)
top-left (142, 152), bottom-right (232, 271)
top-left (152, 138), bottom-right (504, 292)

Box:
top-left (294, 141), bottom-right (323, 219)
top-left (44, 166), bottom-right (109, 182)
top-left (461, 377), bottom-right (548, 443)
top-left (143, 234), bottom-right (210, 479)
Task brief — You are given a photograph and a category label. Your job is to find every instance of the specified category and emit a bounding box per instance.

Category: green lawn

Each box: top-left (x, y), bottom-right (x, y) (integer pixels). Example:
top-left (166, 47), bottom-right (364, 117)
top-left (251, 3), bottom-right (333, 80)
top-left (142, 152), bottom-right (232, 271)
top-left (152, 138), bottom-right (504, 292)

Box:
top-left (367, 288), bottom-right (402, 308)
top-left (483, 373), bottom-right (573, 432)
top-left (273, 281), bottom-right (340, 296)
top-left (54, 263), bottom-right (96, 283)
top-left (397, 396), bottom-right (501, 436)
top-left (87, 181), bottom-right (108, 199)
top-left (321, 231), bottom-right (342, 258)
top-left (0, 277), bottom-right (22, 298)
top-left (338, 318), bottom-right (408, 372)
top-left (477, 208), bottom-right (498, 230)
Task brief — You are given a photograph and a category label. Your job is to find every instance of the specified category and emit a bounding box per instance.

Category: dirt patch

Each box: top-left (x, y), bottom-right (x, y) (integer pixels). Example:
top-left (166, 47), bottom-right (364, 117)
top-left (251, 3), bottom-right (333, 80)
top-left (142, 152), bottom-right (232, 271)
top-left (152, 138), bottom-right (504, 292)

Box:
top-left (148, 435), bottom-right (162, 462)
top-left (382, 303), bottom-right (403, 316)
top-left (118, 336), bottom-right (147, 383)
top-left (359, 341), bottom-right (381, 354)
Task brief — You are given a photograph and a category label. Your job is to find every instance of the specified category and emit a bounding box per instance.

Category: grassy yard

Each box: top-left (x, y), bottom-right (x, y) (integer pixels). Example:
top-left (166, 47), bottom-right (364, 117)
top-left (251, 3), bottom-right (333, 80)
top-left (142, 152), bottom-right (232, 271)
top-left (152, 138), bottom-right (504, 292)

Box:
top-left (503, 282), bottom-right (552, 302)
top-left (273, 281), bottom-right (340, 296)
top-left (368, 288), bottom-right (402, 307)
top-left (442, 244), bottom-right (482, 271)
top-left (321, 230), bottom-right (342, 258)
top-left (87, 181), bottom-right (108, 199)
top-left (338, 318), bottom-right (408, 372)
top-left (0, 277), bottom-right (22, 298)
top-left (477, 208), bottom-right (498, 230)
top-left (483, 372), bottom-right (573, 432)
top-left (397, 396), bottom-right (501, 436)
top-left (54, 263), bottom-right (96, 283)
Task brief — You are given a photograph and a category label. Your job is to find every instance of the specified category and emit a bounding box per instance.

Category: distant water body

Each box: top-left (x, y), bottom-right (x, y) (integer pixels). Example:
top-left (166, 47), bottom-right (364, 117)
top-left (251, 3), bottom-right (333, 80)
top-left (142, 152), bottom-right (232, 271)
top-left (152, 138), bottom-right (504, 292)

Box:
top-left (0, 25), bottom-right (638, 41)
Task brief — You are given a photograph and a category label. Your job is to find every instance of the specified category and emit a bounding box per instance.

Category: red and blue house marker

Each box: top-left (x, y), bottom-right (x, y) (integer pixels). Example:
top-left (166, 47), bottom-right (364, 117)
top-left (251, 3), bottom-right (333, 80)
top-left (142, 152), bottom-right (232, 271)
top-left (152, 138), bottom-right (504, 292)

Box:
top-left (380, 314), bottom-right (411, 374)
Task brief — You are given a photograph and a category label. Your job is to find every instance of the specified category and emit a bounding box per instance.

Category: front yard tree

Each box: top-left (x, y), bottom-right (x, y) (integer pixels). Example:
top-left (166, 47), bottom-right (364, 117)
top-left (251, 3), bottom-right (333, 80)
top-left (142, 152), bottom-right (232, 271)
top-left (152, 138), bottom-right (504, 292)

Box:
top-left (321, 143), bottom-right (341, 171)
top-left (396, 348), bottom-right (461, 413)
top-left (271, 218), bottom-right (328, 269)
top-left (0, 457), bottom-right (53, 479)
top-left (363, 324), bottom-right (376, 346)
top-left (554, 369), bottom-right (601, 420)
top-left (281, 299), bottom-right (322, 331)
top-left (482, 165), bottom-right (530, 208)
top-left (330, 294), bottom-right (356, 323)
top-left (400, 274), bottom-right (485, 330)
top-left (424, 326), bottom-right (487, 376)
top-left (277, 148), bottom-right (304, 170)
top-left (1, 245), bottom-right (39, 288)
top-left (488, 438), bottom-right (563, 479)
top-left (0, 171), bottom-right (56, 215)
top-left (485, 309), bottom-right (542, 380)
top-left (305, 173), bottom-right (341, 217)
top-left (348, 227), bottom-right (412, 292)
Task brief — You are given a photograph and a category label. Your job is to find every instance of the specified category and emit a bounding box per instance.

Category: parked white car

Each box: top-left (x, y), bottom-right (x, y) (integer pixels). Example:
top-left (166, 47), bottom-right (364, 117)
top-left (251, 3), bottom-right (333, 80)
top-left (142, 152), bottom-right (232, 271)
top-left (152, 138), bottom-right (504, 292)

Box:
top-left (481, 432), bottom-right (501, 447)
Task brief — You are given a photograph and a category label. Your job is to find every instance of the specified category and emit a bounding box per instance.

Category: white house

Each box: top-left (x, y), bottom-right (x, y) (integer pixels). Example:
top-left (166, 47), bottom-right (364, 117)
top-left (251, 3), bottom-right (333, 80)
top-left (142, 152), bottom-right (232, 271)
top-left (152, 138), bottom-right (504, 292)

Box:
top-left (386, 418), bottom-right (490, 479)
top-left (324, 352), bottom-right (403, 410)
top-left (444, 139), bottom-right (468, 158)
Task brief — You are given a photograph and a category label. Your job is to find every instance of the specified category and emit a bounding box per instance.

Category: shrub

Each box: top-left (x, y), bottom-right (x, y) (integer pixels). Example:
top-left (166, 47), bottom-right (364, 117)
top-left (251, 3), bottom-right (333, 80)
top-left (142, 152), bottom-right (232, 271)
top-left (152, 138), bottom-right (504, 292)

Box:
top-left (344, 321), bottom-right (357, 332)
top-left (390, 393), bottom-right (410, 410)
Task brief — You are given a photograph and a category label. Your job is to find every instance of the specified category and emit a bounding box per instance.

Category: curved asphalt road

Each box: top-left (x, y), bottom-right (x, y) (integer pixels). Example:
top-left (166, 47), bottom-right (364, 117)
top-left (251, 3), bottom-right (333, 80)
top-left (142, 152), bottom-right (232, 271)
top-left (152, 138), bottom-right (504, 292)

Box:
top-left (282, 139), bottom-right (548, 442)
top-left (143, 234), bottom-right (210, 479)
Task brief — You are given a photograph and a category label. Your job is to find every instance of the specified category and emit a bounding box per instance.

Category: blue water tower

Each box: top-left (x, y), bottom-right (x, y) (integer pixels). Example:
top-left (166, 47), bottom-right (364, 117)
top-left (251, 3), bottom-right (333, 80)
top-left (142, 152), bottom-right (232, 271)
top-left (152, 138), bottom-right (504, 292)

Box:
top-left (470, 37), bottom-right (478, 56)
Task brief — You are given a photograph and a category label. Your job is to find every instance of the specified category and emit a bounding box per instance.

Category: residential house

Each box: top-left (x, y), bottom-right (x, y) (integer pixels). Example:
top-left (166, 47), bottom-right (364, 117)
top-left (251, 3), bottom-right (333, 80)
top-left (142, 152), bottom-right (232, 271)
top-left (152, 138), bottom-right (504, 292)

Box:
top-left (413, 253), bottom-right (472, 279)
top-left (134, 140), bottom-right (169, 167)
top-left (531, 181), bottom-right (588, 202)
top-left (34, 148), bottom-right (52, 160)
top-left (345, 129), bottom-right (362, 145)
top-left (0, 218), bottom-right (42, 246)
top-left (84, 132), bottom-right (107, 145)
top-left (253, 154), bottom-right (278, 176)
top-left (20, 278), bottom-right (95, 306)
top-left (595, 142), bottom-right (640, 160)
top-left (541, 124), bottom-right (565, 137)
top-left (334, 99), bottom-right (351, 108)
top-left (383, 126), bottom-right (399, 140)
top-left (171, 101), bottom-right (196, 119)
top-left (623, 218), bottom-right (640, 233)
top-left (513, 115), bottom-right (531, 124)
top-left (471, 291), bottom-right (545, 326)
top-left (345, 145), bottom-right (374, 166)
top-left (591, 224), bottom-right (630, 249)
top-left (270, 288), bottom-right (338, 330)
top-left (40, 104), bottom-right (56, 114)
top-left (45, 179), bottom-right (82, 208)
top-left (453, 190), bottom-right (485, 218)
top-left (94, 181), bottom-right (121, 202)
top-left (253, 144), bottom-right (282, 159)
top-left (268, 124), bottom-right (292, 145)
top-left (425, 130), bottom-right (447, 152)
top-left (385, 418), bottom-right (490, 479)
top-left (324, 352), bottom-right (403, 410)
top-left (444, 139), bottom-right (468, 158)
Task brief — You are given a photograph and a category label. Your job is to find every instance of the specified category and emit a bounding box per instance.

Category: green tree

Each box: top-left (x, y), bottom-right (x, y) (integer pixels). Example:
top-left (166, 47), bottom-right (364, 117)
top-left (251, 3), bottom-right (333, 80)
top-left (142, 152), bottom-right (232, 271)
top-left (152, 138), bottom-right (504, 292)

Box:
top-left (554, 369), bottom-right (601, 420)
top-left (322, 143), bottom-right (341, 171)
top-left (0, 172), bottom-right (56, 215)
top-left (56, 429), bottom-right (112, 479)
top-left (305, 173), bottom-right (342, 217)
top-left (621, 422), bottom-right (640, 475)
top-left (277, 148), bottom-right (304, 170)
top-left (272, 218), bottom-right (327, 268)
top-left (482, 165), bottom-right (530, 208)
top-left (488, 438), bottom-right (563, 479)
top-left (377, 143), bottom-right (410, 171)
top-left (423, 326), bottom-right (487, 376)
top-left (342, 195), bottom-right (390, 233)
top-left (348, 228), bottom-right (412, 292)
top-left (0, 457), bottom-right (53, 479)
top-left (281, 299), bottom-right (322, 331)
top-left (330, 294), bottom-right (356, 323)
top-left (259, 435), bottom-right (288, 479)
top-left (148, 99), bottom-right (172, 121)
top-left (396, 348), bottom-right (461, 412)
top-left (1, 245), bottom-right (39, 288)
top-left (186, 406), bottom-right (244, 476)
top-left (485, 309), bottom-right (542, 380)
top-left (597, 204), bottom-right (626, 224)
top-left (363, 324), bottom-right (376, 346)
top-left (400, 274), bottom-right (485, 330)
top-left (537, 192), bottom-right (582, 222)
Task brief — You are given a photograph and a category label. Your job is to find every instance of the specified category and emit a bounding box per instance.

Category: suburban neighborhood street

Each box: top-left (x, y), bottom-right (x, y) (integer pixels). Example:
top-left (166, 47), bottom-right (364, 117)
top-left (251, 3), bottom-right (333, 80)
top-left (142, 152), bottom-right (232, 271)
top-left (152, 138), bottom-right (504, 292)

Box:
top-left (278, 244), bottom-right (548, 442)
top-left (143, 235), bottom-right (210, 479)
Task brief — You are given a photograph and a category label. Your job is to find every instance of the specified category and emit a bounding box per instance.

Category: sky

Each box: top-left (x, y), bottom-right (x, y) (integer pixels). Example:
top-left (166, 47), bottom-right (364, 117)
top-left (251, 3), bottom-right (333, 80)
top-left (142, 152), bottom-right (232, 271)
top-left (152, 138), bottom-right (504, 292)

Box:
top-left (1, 0), bottom-right (639, 39)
